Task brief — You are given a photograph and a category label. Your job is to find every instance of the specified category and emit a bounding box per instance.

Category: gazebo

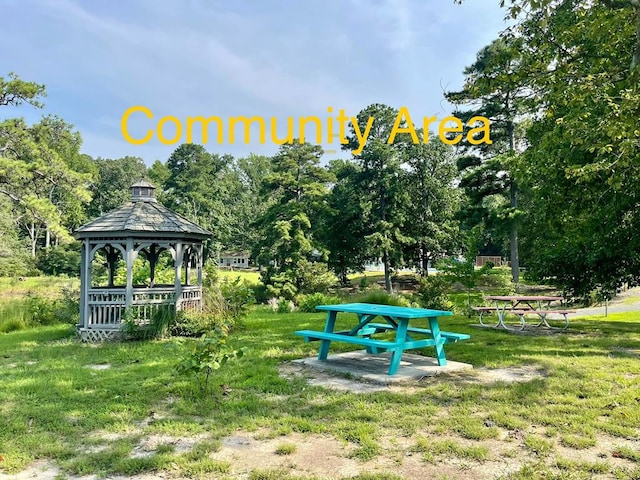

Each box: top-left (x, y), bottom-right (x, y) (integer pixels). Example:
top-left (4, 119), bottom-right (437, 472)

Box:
top-left (73, 180), bottom-right (212, 342)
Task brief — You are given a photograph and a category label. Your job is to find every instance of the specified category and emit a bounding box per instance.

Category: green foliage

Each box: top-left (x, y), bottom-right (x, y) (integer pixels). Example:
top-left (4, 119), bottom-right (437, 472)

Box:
top-left (122, 304), bottom-right (175, 341)
top-left (295, 259), bottom-right (337, 295)
top-left (0, 284), bottom-right (80, 332)
top-left (0, 106), bottom-right (95, 256)
top-left (170, 310), bottom-right (219, 338)
top-left (296, 292), bottom-right (342, 313)
top-left (354, 288), bottom-right (412, 307)
top-left (413, 275), bottom-right (453, 311)
top-left (275, 297), bottom-right (294, 313)
top-left (35, 243), bottom-right (81, 277)
top-left (219, 275), bottom-right (255, 319)
top-left (402, 135), bottom-right (461, 275)
top-left (86, 157), bottom-right (147, 217)
top-left (438, 228), bottom-right (494, 316)
top-left (175, 332), bottom-right (243, 395)
top-left (254, 142), bottom-right (334, 300)
top-left (172, 264), bottom-right (255, 337)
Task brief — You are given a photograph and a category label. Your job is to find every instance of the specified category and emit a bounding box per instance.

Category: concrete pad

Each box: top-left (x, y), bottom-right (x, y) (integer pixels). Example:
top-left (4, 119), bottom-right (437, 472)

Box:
top-left (292, 350), bottom-right (473, 385)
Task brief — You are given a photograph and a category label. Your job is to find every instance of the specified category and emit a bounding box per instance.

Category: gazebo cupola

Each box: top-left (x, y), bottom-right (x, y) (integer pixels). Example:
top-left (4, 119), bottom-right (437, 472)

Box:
top-left (73, 180), bottom-right (212, 342)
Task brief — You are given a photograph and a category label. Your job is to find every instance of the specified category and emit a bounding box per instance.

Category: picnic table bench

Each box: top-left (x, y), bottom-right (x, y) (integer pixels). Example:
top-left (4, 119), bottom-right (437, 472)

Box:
top-left (477, 296), bottom-right (575, 330)
top-left (295, 303), bottom-right (470, 375)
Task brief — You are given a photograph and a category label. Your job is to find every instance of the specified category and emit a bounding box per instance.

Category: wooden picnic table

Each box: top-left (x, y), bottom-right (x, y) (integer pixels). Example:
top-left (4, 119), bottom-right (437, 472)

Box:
top-left (476, 295), bottom-right (574, 330)
top-left (295, 303), bottom-right (470, 375)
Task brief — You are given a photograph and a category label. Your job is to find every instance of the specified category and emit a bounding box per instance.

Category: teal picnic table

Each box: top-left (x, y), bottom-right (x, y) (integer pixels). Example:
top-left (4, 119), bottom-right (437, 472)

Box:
top-left (295, 303), bottom-right (470, 375)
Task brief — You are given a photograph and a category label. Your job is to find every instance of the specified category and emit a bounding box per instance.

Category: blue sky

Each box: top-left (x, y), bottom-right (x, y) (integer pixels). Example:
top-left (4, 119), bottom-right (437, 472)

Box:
top-left (3, 0), bottom-right (509, 165)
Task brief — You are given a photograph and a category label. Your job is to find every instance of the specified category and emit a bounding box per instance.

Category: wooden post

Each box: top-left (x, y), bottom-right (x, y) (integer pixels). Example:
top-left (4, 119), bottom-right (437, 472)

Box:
top-left (125, 238), bottom-right (134, 312)
top-left (197, 244), bottom-right (203, 286)
top-left (81, 240), bottom-right (91, 328)
top-left (174, 242), bottom-right (184, 311)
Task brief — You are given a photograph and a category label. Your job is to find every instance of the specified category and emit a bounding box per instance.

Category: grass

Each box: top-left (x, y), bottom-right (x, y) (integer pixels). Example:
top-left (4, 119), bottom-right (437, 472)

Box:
top-left (1, 283), bottom-right (640, 478)
top-left (217, 269), bottom-right (261, 285)
top-left (0, 276), bottom-right (78, 301)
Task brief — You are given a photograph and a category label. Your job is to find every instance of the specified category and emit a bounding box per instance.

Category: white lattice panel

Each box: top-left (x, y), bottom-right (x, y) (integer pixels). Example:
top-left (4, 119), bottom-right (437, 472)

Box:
top-left (77, 328), bottom-right (122, 343)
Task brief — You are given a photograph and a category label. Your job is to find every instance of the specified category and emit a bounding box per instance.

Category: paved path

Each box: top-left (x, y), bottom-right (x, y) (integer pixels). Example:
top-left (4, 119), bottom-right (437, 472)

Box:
top-left (549, 286), bottom-right (640, 319)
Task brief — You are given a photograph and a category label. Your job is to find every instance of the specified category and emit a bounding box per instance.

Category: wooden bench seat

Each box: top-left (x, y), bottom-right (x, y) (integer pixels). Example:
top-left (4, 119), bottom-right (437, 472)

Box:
top-left (511, 309), bottom-right (575, 315)
top-left (472, 306), bottom-right (535, 312)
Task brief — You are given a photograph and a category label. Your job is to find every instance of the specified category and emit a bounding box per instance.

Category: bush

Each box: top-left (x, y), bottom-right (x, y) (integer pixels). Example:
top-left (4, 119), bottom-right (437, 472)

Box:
top-left (219, 276), bottom-right (255, 319)
top-left (175, 332), bottom-right (244, 395)
top-left (171, 265), bottom-right (255, 337)
top-left (414, 275), bottom-right (453, 311)
top-left (35, 243), bottom-right (81, 277)
top-left (353, 288), bottom-right (413, 307)
top-left (56, 285), bottom-right (80, 325)
top-left (24, 295), bottom-right (57, 325)
top-left (297, 292), bottom-right (342, 312)
top-left (171, 310), bottom-right (222, 338)
top-left (296, 260), bottom-right (337, 294)
top-left (123, 304), bottom-right (176, 340)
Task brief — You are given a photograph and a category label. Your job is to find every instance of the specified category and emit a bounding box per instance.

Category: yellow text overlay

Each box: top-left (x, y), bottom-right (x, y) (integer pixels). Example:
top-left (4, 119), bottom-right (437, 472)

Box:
top-left (121, 106), bottom-right (491, 154)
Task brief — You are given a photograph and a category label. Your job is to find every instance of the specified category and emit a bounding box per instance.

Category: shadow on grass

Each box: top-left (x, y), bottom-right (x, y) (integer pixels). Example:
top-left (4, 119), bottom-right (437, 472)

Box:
top-left (1, 310), bottom-right (639, 475)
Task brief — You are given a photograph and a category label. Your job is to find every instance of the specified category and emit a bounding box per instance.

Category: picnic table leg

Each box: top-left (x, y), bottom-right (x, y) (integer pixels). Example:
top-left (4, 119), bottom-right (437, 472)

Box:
top-left (428, 317), bottom-right (447, 366)
top-left (318, 310), bottom-right (337, 361)
top-left (388, 319), bottom-right (410, 375)
top-left (495, 302), bottom-right (507, 329)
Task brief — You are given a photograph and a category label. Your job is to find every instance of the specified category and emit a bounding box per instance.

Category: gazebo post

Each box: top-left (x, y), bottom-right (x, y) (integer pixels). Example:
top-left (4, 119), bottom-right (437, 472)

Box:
top-left (125, 237), bottom-right (134, 312)
top-left (197, 244), bottom-right (204, 287)
top-left (83, 239), bottom-right (92, 329)
top-left (174, 242), bottom-right (184, 311)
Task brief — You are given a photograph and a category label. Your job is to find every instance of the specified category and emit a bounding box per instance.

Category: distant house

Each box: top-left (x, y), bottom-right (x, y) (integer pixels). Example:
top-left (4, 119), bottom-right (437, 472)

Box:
top-left (218, 251), bottom-right (250, 268)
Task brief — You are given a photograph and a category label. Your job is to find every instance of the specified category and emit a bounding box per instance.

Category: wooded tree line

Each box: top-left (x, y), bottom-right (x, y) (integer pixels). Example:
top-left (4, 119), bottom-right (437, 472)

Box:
top-left (1, 0), bottom-right (639, 301)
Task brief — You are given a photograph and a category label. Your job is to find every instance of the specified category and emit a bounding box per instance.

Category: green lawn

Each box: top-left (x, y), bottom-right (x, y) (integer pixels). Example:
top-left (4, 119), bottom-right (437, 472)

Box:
top-left (1, 308), bottom-right (639, 479)
top-left (216, 269), bottom-right (261, 285)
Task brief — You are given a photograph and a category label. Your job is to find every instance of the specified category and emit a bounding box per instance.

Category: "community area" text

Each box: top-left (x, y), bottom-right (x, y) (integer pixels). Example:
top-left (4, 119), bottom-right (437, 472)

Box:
top-left (121, 106), bottom-right (491, 154)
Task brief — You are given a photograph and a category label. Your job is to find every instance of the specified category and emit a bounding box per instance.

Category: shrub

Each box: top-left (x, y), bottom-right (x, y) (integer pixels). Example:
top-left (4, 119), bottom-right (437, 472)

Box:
top-left (56, 285), bottom-right (80, 325)
top-left (276, 297), bottom-right (294, 313)
top-left (297, 293), bottom-right (342, 313)
top-left (219, 276), bottom-right (255, 319)
top-left (296, 260), bottom-right (337, 294)
top-left (122, 304), bottom-right (176, 340)
top-left (175, 332), bottom-right (244, 395)
top-left (414, 275), bottom-right (453, 311)
top-left (25, 294), bottom-right (59, 325)
top-left (171, 268), bottom-right (255, 337)
top-left (171, 310), bottom-right (222, 338)
top-left (0, 317), bottom-right (28, 333)
top-left (354, 288), bottom-right (412, 307)
top-left (35, 243), bottom-right (81, 277)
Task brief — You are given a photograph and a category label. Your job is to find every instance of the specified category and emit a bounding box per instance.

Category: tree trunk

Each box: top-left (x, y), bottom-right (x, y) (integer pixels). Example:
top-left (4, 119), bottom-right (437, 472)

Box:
top-left (508, 118), bottom-right (520, 285)
top-left (45, 228), bottom-right (50, 249)
top-left (29, 221), bottom-right (38, 258)
top-left (383, 250), bottom-right (392, 293)
top-left (421, 244), bottom-right (430, 276)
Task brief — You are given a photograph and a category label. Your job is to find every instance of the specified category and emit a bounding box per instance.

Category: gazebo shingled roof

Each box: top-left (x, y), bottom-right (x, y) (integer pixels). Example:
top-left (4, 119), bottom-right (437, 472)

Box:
top-left (73, 200), bottom-right (211, 238)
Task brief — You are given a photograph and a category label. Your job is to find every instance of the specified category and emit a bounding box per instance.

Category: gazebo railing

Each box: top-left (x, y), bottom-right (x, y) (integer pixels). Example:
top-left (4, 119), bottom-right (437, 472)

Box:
top-left (87, 288), bottom-right (126, 328)
top-left (86, 285), bottom-right (202, 328)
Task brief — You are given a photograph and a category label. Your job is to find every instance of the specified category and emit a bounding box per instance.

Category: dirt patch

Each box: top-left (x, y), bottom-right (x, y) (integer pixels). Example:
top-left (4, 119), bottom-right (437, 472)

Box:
top-left (280, 362), bottom-right (547, 394)
top-left (131, 433), bottom-right (207, 458)
top-left (279, 363), bottom-right (390, 393)
top-left (85, 363), bottom-right (111, 370)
